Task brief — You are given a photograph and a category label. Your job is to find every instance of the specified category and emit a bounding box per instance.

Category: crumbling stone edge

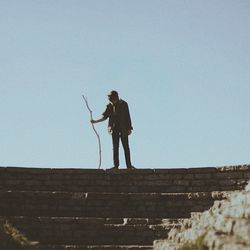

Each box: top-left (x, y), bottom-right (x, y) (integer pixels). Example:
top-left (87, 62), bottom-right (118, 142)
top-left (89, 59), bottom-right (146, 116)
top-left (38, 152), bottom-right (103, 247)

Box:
top-left (154, 181), bottom-right (250, 250)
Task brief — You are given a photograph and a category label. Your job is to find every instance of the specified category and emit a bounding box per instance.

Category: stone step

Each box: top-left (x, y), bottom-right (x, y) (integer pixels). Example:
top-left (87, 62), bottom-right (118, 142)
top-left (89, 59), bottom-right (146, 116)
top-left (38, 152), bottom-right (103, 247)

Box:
top-left (28, 245), bottom-right (153, 250)
top-left (0, 191), bottom-right (230, 218)
top-left (1, 216), bottom-right (179, 245)
top-left (0, 166), bottom-right (249, 193)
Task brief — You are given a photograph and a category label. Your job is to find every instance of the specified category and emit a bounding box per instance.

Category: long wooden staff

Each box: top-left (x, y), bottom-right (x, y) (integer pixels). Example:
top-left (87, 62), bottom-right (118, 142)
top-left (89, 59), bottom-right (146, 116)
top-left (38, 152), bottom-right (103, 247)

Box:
top-left (82, 95), bottom-right (102, 169)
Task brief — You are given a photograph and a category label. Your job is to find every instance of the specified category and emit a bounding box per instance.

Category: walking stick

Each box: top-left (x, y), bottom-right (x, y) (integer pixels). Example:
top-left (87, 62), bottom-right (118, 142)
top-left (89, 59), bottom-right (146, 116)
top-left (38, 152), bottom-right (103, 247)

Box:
top-left (82, 95), bottom-right (102, 169)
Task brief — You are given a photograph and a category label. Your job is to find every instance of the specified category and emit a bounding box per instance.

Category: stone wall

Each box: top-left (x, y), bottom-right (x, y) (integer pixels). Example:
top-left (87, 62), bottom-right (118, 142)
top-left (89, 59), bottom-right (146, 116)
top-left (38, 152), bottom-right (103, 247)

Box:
top-left (0, 164), bottom-right (249, 193)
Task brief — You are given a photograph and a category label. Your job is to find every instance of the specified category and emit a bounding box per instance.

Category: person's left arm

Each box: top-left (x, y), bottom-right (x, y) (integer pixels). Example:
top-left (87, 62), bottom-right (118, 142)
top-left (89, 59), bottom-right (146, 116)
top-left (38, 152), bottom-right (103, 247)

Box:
top-left (125, 102), bottom-right (133, 135)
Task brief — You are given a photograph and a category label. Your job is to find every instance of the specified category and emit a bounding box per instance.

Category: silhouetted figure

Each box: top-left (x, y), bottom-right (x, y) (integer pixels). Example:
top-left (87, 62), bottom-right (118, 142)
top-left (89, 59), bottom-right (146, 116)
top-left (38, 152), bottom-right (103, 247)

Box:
top-left (91, 90), bottom-right (135, 169)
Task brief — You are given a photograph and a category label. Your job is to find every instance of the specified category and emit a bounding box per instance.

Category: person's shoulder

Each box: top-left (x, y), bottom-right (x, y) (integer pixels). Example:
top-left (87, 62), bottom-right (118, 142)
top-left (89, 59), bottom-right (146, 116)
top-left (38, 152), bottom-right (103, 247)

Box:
top-left (119, 99), bottom-right (128, 105)
top-left (106, 102), bottom-right (112, 108)
top-left (103, 103), bottom-right (112, 113)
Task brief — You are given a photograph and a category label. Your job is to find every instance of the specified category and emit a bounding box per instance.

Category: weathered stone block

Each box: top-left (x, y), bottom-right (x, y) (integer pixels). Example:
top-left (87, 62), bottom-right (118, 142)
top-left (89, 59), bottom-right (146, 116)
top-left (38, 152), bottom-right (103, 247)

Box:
top-left (183, 174), bottom-right (194, 180)
top-left (219, 179), bottom-right (236, 186)
top-left (188, 167), bottom-right (217, 173)
top-left (194, 173), bottom-right (211, 179)
top-left (191, 180), bottom-right (204, 186)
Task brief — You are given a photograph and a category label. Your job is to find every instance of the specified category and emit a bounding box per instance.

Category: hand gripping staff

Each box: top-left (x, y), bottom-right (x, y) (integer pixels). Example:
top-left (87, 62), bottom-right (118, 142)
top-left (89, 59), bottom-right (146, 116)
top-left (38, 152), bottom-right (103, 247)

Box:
top-left (82, 95), bottom-right (102, 169)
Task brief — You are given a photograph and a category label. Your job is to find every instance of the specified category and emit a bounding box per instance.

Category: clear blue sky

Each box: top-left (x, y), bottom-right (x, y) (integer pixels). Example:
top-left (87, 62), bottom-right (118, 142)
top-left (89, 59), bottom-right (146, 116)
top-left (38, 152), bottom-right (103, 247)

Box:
top-left (1, 0), bottom-right (249, 169)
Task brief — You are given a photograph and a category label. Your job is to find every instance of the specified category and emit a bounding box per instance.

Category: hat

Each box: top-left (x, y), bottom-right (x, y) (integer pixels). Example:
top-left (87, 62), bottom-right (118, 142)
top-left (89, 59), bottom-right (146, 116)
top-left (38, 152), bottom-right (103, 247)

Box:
top-left (107, 90), bottom-right (119, 98)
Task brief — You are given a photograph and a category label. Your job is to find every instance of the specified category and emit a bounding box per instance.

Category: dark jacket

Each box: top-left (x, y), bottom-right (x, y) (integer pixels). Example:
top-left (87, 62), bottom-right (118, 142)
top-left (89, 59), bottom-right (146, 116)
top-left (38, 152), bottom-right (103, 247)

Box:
top-left (102, 99), bottom-right (133, 134)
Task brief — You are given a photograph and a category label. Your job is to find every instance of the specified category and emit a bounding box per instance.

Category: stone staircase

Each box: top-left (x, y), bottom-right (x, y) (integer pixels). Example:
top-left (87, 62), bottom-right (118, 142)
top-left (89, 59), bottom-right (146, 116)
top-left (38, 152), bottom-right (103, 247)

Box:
top-left (0, 165), bottom-right (249, 250)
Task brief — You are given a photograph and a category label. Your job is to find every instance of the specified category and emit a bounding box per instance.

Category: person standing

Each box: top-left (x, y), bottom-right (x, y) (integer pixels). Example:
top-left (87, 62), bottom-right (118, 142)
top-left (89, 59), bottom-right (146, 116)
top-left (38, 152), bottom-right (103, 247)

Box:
top-left (91, 90), bottom-right (135, 169)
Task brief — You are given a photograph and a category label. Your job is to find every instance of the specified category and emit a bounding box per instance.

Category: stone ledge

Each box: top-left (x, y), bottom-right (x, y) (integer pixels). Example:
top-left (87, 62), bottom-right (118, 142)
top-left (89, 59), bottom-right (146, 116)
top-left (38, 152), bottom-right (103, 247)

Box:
top-left (1, 216), bottom-right (173, 245)
top-left (27, 245), bottom-right (153, 250)
top-left (0, 164), bottom-right (249, 174)
top-left (0, 216), bottom-right (182, 226)
top-left (1, 165), bottom-right (249, 193)
top-left (0, 190), bottom-right (231, 200)
top-left (0, 190), bottom-right (230, 219)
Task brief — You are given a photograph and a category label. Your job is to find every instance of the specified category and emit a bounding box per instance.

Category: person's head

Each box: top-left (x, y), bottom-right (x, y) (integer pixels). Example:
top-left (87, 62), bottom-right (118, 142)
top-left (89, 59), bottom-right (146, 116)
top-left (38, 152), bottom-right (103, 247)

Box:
top-left (108, 90), bottom-right (119, 103)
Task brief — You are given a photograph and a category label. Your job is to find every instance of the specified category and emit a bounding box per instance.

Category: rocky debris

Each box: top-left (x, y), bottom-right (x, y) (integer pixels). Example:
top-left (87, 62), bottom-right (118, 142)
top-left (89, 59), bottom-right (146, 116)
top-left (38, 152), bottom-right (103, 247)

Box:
top-left (154, 182), bottom-right (250, 250)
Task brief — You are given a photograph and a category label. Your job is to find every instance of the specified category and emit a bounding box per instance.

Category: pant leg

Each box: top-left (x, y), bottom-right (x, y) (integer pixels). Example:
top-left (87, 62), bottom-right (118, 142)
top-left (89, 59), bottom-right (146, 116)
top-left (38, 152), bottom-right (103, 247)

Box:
top-left (112, 131), bottom-right (120, 167)
top-left (121, 134), bottom-right (132, 168)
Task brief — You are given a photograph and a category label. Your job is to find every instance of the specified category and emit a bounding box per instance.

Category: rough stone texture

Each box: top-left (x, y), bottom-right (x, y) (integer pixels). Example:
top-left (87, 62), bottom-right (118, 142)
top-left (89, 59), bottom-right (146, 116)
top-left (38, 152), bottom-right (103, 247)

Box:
top-left (0, 191), bottom-right (231, 218)
top-left (0, 164), bottom-right (249, 193)
top-left (0, 165), bottom-right (250, 250)
top-left (154, 182), bottom-right (250, 250)
top-left (27, 246), bottom-right (153, 250)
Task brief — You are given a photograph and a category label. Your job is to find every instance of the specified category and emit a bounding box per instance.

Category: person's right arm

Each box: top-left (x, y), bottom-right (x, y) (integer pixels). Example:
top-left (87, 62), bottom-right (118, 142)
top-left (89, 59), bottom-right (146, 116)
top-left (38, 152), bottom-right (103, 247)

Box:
top-left (91, 104), bottom-right (110, 124)
top-left (91, 117), bottom-right (106, 124)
